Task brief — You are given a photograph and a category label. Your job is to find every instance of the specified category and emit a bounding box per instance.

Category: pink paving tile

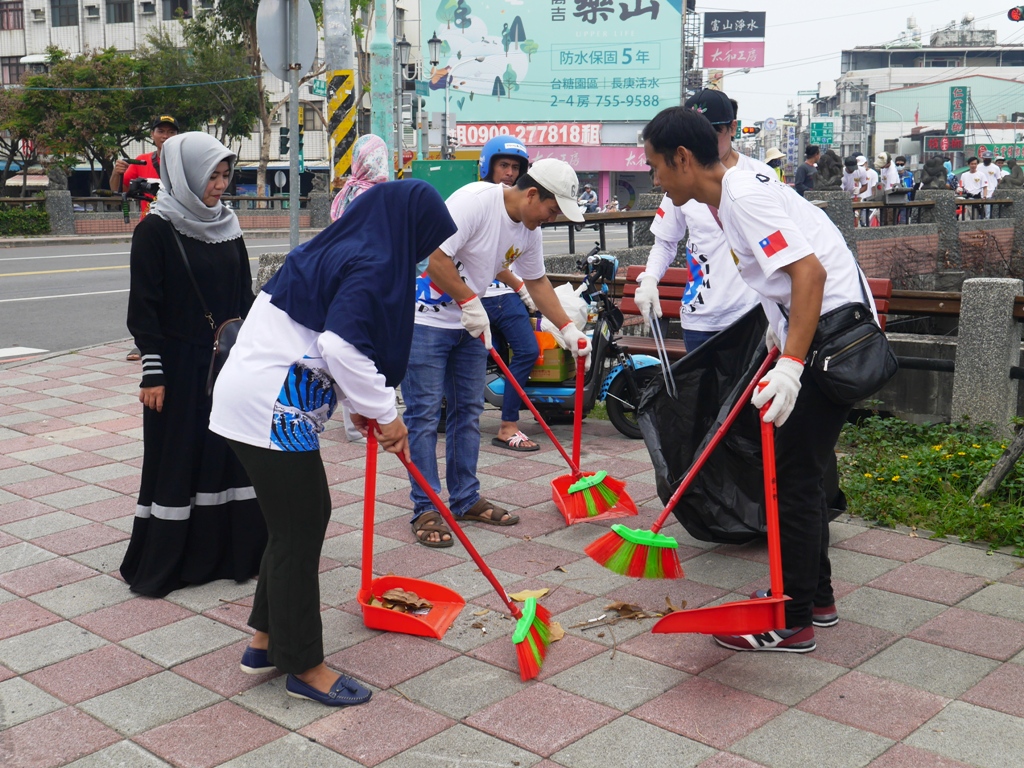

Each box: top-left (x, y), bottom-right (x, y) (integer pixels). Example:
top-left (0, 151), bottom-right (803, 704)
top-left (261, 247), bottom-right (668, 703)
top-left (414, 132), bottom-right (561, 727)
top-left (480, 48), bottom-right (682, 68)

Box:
top-left (833, 528), bottom-right (944, 562)
top-left (377, 488), bottom-right (417, 510)
top-left (4, 473), bottom-right (84, 499)
top-left (36, 402), bottom-right (94, 417)
top-left (324, 520), bottom-right (355, 538)
top-left (13, 417), bottom-right (79, 435)
top-left (95, 474), bottom-right (141, 495)
top-left (0, 557), bottom-right (97, 596)
top-left (483, 540), bottom-right (584, 578)
top-left (3, 390), bottom-right (49, 404)
top-left (0, 499), bottom-right (57, 526)
top-left (0, 435), bottom-right (53, 453)
top-left (329, 488), bottom-right (362, 509)
top-left (202, 598), bottom-right (256, 633)
top-left (633, 677), bottom-right (786, 749)
top-left (478, 459), bottom-right (564, 482)
top-left (174, 639), bottom-right (275, 697)
top-left (66, 494), bottom-right (136, 523)
top-left (370, 543), bottom-right (464, 579)
top-left (324, 464), bottom-right (367, 484)
top-left (867, 563), bottom-right (987, 605)
top-left (326, 632), bottom-right (460, 689)
top-left (0, 599), bottom-right (61, 640)
top-left (496, 508), bottom-right (569, 541)
top-left (617, 631), bottom-right (735, 675)
top-left (318, 440), bottom-right (370, 463)
top-left (87, 416), bottom-right (143, 433)
top-left (0, 706), bottom-right (120, 767)
top-left (471, 579), bottom-right (594, 616)
top-left (811, 619), bottom-right (900, 668)
top-left (33, 522), bottom-right (129, 556)
top-left (961, 663), bottom-right (1024, 718)
top-left (483, 481), bottom-right (557, 508)
top-left (716, 540), bottom-right (771, 564)
top-left (798, 670), bottom-right (948, 740)
top-left (134, 701), bottom-right (287, 768)
top-left (73, 596), bottom-right (194, 642)
top-left (300, 691), bottom-right (454, 767)
top-left (604, 573), bottom-right (728, 613)
top-left (468, 629), bottom-right (607, 680)
top-left (34, 452), bottom-right (111, 474)
top-left (0, 531), bottom-right (18, 548)
top-left (1000, 565), bottom-right (1024, 586)
top-left (465, 683), bottom-right (619, 758)
top-left (63, 389), bottom-right (120, 404)
top-left (868, 744), bottom-right (975, 768)
top-left (0, 664), bottom-right (14, 683)
top-left (24, 644), bottom-right (160, 705)
top-left (0, 453), bottom-right (22, 470)
top-left (374, 515), bottom-right (420, 543)
top-left (698, 755), bottom-right (769, 768)
top-left (64, 433), bottom-right (133, 451)
top-left (909, 607), bottom-right (1024, 661)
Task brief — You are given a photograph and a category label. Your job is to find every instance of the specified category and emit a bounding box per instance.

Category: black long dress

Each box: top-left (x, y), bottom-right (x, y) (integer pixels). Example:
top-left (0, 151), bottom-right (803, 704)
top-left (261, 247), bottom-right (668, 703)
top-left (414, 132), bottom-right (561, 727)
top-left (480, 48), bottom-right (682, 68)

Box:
top-left (121, 214), bottom-right (267, 597)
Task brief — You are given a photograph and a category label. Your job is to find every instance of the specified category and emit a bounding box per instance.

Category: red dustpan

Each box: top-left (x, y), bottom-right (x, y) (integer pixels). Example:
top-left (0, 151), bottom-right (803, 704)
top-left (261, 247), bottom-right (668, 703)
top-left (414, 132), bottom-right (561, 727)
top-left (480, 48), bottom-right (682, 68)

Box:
top-left (357, 430), bottom-right (464, 639)
top-left (489, 343), bottom-right (637, 525)
top-left (652, 395), bottom-right (789, 635)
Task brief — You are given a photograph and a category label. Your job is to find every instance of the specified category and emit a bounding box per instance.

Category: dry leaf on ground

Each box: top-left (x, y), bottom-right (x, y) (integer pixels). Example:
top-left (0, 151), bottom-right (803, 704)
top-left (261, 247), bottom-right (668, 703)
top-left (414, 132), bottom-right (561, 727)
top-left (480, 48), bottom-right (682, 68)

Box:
top-left (548, 621), bottom-right (565, 642)
top-left (508, 588), bottom-right (550, 602)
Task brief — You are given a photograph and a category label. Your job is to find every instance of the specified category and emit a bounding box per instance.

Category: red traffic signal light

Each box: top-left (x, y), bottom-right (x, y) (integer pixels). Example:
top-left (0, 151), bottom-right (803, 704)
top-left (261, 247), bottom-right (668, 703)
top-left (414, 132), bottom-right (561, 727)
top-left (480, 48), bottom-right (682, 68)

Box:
top-left (1010, 6), bottom-right (1024, 21)
top-left (741, 126), bottom-right (761, 135)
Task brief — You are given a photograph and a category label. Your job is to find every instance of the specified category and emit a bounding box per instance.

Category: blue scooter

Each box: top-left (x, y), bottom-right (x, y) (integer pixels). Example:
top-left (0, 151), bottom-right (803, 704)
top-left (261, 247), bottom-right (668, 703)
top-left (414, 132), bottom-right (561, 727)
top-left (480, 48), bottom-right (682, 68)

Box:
top-left (484, 245), bottom-right (661, 439)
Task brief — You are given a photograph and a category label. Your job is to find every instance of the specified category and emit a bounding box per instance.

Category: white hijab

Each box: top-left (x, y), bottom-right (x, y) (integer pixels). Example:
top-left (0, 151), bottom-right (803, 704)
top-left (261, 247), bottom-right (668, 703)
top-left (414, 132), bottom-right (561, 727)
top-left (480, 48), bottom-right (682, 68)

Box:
top-left (149, 132), bottom-right (242, 244)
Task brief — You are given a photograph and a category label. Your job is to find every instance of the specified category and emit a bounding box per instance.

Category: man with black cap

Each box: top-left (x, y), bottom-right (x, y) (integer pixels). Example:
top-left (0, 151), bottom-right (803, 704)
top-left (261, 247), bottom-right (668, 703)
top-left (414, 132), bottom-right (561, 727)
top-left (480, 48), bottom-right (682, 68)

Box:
top-left (112, 115), bottom-right (178, 361)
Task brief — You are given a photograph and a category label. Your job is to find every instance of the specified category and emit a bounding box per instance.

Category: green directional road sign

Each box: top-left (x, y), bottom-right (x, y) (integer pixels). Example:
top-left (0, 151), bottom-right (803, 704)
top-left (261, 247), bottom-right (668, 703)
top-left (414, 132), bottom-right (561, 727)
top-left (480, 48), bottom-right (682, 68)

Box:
top-left (311, 78), bottom-right (327, 97)
top-left (415, 80), bottom-right (430, 98)
top-left (809, 121), bottom-right (834, 146)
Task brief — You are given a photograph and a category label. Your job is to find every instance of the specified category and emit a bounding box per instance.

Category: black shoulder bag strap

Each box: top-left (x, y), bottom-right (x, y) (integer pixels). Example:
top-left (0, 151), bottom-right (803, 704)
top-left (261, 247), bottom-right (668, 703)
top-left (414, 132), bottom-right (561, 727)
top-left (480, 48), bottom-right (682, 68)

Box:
top-left (170, 227), bottom-right (216, 331)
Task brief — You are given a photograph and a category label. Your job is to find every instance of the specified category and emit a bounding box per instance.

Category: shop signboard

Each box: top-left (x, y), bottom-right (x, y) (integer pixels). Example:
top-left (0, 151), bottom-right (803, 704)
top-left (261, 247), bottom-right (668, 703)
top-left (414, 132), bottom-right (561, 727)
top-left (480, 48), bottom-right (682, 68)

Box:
top-left (703, 12), bottom-right (766, 38)
top-left (455, 122), bottom-right (601, 146)
top-left (948, 86), bottom-right (969, 136)
top-left (420, 1), bottom-right (679, 123)
top-left (925, 136), bottom-right (965, 153)
top-left (702, 41), bottom-right (765, 68)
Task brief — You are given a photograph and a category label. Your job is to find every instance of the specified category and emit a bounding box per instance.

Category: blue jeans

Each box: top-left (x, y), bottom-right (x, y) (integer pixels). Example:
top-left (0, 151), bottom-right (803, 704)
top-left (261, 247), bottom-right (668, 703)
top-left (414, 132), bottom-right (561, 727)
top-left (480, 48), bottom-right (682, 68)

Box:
top-left (683, 328), bottom-right (718, 353)
top-left (482, 292), bottom-right (539, 424)
top-left (402, 324), bottom-right (489, 521)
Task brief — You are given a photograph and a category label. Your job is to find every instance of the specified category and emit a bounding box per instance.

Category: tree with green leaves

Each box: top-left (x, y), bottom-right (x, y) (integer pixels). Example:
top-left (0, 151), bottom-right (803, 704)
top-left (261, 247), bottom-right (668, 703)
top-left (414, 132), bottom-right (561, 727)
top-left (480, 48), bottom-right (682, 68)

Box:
top-left (508, 16), bottom-right (526, 50)
top-left (491, 76), bottom-right (505, 101)
top-left (0, 86), bottom-right (42, 195)
top-left (520, 40), bottom-right (539, 62)
top-left (453, 0), bottom-right (471, 29)
top-left (502, 65), bottom-right (519, 98)
top-left (436, 0), bottom-right (458, 29)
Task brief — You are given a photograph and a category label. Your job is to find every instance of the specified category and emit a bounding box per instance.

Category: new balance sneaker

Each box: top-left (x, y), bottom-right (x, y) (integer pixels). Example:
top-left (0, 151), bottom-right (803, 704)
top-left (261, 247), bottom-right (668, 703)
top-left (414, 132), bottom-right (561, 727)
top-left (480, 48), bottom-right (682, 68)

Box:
top-left (713, 626), bottom-right (816, 653)
top-left (750, 589), bottom-right (838, 628)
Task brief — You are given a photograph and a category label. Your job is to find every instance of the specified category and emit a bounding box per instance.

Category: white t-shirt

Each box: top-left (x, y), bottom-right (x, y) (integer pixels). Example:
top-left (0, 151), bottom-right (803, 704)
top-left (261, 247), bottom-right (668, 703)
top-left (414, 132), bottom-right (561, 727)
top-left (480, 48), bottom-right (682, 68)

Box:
top-left (643, 153), bottom-right (766, 331)
top-left (718, 166), bottom-right (876, 347)
top-left (209, 292), bottom-right (396, 451)
top-left (841, 168), bottom-right (865, 196)
top-left (979, 163), bottom-right (1001, 198)
top-left (877, 164), bottom-right (900, 192)
top-left (416, 182), bottom-right (544, 329)
top-left (859, 169), bottom-right (878, 201)
top-left (960, 169), bottom-right (986, 196)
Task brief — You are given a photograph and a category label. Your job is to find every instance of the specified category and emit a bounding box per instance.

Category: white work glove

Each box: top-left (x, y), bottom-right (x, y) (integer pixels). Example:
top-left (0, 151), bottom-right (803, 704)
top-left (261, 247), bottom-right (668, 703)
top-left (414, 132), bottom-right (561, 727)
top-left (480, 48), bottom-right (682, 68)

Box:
top-left (634, 275), bottom-right (661, 326)
top-left (458, 295), bottom-right (492, 349)
top-left (560, 322), bottom-right (592, 371)
top-left (765, 325), bottom-right (781, 353)
top-left (513, 281), bottom-right (537, 313)
top-left (751, 356), bottom-right (804, 426)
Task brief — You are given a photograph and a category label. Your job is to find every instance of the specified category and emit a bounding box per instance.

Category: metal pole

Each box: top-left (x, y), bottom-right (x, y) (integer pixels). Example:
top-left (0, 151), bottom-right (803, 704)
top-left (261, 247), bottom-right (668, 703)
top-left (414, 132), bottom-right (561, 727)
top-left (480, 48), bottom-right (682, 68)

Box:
top-left (370, 0), bottom-right (395, 179)
top-left (288, 0), bottom-right (300, 248)
top-left (680, 0), bottom-right (688, 103)
top-left (443, 80), bottom-right (449, 159)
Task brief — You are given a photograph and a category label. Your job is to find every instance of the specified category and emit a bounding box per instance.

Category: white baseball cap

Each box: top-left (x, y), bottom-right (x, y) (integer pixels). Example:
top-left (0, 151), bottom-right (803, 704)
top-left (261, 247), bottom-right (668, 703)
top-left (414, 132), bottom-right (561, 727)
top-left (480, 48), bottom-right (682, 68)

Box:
top-left (526, 158), bottom-right (585, 222)
top-left (856, 155), bottom-right (867, 166)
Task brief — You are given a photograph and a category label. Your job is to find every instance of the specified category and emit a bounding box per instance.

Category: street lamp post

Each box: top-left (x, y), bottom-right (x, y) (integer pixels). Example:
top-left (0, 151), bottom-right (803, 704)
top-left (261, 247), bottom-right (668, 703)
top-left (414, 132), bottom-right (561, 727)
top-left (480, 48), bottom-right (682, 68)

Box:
top-left (426, 32), bottom-right (442, 157)
top-left (394, 35), bottom-right (414, 170)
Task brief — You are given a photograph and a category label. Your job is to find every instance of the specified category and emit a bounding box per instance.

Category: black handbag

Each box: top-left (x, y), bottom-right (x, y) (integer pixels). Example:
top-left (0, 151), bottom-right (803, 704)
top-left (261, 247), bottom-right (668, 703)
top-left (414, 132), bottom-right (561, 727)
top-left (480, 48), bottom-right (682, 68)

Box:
top-left (783, 272), bottom-right (898, 406)
top-left (170, 228), bottom-right (242, 396)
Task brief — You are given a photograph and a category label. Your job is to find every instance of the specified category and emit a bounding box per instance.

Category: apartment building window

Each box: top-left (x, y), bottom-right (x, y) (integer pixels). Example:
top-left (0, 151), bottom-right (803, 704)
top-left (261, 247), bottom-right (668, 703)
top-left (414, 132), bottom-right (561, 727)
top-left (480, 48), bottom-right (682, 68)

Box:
top-left (51, 0), bottom-right (78, 26)
top-left (162, 0), bottom-right (190, 19)
top-left (106, 0), bottom-right (132, 22)
top-left (1, 56), bottom-right (25, 85)
top-left (0, 1), bottom-right (23, 30)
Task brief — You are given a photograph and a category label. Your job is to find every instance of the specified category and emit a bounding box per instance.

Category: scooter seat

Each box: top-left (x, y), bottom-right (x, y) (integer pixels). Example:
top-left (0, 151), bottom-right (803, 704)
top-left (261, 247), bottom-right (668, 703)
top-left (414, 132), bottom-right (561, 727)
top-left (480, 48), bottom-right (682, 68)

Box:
top-left (613, 334), bottom-right (687, 362)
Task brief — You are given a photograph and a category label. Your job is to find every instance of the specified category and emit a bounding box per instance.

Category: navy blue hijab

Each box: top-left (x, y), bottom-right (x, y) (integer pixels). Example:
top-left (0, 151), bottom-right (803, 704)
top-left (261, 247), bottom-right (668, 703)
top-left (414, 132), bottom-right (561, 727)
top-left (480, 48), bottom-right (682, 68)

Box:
top-left (263, 179), bottom-right (455, 387)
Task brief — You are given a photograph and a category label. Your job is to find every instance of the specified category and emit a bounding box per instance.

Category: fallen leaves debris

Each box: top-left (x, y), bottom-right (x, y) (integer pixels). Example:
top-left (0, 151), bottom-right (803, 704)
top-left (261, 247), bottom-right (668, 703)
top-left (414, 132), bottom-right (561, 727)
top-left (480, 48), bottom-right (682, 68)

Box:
top-left (508, 588), bottom-right (550, 602)
top-left (368, 588), bottom-right (433, 614)
top-left (548, 621), bottom-right (565, 642)
top-left (568, 598), bottom-right (685, 630)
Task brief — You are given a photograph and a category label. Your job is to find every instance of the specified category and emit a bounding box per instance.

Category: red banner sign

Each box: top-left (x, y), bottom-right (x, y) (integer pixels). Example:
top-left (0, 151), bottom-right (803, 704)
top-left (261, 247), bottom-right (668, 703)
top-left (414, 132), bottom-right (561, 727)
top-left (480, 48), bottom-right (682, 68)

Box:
top-left (702, 41), bottom-right (765, 68)
top-left (925, 136), bottom-right (965, 152)
top-left (455, 123), bottom-right (602, 147)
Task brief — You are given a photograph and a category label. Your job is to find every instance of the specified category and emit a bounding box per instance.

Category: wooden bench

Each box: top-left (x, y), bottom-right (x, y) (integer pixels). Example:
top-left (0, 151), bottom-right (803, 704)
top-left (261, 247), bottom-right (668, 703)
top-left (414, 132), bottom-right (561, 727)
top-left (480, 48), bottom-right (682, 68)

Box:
top-left (616, 264), bottom-right (893, 361)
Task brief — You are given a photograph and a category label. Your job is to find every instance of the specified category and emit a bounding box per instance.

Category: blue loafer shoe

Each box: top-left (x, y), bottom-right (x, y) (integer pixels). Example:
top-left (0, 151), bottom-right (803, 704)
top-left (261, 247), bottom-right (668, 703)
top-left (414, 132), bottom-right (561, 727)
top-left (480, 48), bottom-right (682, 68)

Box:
top-left (285, 673), bottom-right (372, 706)
top-left (240, 646), bottom-right (275, 675)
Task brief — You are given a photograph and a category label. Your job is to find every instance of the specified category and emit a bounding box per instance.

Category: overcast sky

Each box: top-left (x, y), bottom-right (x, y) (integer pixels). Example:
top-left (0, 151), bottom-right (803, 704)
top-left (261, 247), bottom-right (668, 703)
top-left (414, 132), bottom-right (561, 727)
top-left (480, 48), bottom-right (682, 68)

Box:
top-left (703, 1), bottom-right (1024, 123)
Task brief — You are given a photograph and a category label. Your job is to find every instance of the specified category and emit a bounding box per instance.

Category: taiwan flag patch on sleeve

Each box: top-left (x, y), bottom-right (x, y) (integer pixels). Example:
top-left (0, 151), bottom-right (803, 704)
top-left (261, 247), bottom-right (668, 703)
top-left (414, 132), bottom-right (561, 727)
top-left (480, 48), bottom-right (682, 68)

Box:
top-left (758, 230), bottom-right (788, 258)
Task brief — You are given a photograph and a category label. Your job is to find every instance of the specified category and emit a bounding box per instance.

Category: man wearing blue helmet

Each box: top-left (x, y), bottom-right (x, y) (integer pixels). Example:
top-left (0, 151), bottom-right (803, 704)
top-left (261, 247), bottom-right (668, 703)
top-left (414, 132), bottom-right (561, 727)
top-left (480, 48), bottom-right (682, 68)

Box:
top-left (479, 135), bottom-right (543, 451)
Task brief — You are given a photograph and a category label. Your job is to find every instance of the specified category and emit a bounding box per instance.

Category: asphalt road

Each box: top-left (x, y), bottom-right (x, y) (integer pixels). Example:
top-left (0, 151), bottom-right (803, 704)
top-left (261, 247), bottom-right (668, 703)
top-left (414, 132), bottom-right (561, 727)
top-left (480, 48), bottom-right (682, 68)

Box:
top-left (0, 224), bottom-right (633, 363)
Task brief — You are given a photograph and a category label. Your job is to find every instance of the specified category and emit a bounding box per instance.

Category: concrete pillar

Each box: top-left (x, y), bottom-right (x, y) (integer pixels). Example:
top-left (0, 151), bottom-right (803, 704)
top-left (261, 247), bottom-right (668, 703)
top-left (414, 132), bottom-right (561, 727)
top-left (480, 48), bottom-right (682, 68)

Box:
top-left (632, 191), bottom-right (662, 247)
top-left (915, 189), bottom-right (958, 268)
top-left (997, 187), bottom-right (1024, 264)
top-left (951, 277), bottom-right (1023, 436)
top-left (308, 191), bottom-right (331, 230)
top-left (257, 251), bottom-right (288, 290)
top-left (44, 190), bottom-right (76, 235)
top-left (806, 190), bottom-right (856, 258)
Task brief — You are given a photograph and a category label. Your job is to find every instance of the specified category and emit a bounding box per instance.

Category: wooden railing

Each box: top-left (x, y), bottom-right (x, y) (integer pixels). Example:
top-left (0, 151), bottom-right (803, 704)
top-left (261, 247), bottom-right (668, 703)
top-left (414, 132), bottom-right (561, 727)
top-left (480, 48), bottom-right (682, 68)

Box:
top-left (541, 209), bottom-right (657, 253)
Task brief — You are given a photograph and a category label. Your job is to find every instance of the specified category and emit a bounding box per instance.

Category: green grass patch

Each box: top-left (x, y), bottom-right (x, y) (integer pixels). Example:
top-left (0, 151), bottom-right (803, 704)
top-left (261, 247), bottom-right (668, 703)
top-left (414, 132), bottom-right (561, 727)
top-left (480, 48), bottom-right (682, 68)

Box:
top-left (839, 416), bottom-right (1024, 556)
top-left (589, 401), bottom-right (609, 421)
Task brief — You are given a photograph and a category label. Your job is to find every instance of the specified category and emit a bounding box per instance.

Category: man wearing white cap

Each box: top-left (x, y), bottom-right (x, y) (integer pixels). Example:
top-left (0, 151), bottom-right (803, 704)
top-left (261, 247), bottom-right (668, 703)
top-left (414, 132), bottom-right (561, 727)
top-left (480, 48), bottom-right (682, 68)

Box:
top-left (979, 151), bottom-right (1001, 218)
top-left (857, 155), bottom-right (878, 226)
top-left (403, 159), bottom-right (592, 546)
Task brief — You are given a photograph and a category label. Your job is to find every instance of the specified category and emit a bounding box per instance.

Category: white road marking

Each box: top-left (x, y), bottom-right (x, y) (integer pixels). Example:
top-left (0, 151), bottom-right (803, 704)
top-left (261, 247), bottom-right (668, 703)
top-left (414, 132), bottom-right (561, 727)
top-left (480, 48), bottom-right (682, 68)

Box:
top-left (0, 289), bottom-right (130, 304)
top-left (0, 346), bottom-right (48, 358)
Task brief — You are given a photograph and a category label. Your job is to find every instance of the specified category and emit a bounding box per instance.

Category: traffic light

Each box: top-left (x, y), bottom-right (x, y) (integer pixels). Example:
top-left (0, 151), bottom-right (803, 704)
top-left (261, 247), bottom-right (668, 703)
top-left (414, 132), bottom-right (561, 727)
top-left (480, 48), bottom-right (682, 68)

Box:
top-left (279, 127), bottom-right (289, 155)
top-left (1010, 6), bottom-right (1024, 21)
top-left (742, 126), bottom-right (761, 135)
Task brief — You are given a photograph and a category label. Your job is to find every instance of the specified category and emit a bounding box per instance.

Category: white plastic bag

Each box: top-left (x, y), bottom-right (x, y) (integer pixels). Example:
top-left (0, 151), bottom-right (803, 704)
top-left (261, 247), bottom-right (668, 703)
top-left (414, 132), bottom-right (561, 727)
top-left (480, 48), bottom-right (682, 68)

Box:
top-left (539, 282), bottom-right (589, 350)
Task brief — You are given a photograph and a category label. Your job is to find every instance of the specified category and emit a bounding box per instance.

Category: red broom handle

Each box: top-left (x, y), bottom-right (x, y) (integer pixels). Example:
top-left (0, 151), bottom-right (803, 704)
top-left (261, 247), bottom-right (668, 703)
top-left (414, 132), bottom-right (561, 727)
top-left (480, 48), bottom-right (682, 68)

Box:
top-left (487, 343), bottom-right (580, 475)
top-left (361, 430), bottom-right (378, 594)
top-left (649, 347), bottom-right (780, 535)
top-left (397, 448), bottom-right (523, 621)
top-left (572, 339), bottom-right (585, 468)
top-left (760, 406), bottom-right (785, 599)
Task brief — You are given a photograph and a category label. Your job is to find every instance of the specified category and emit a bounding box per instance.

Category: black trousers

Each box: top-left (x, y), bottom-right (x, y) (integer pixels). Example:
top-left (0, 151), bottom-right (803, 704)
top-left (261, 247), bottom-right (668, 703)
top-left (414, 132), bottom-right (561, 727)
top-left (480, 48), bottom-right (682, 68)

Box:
top-left (227, 440), bottom-right (332, 674)
top-left (774, 372), bottom-right (851, 628)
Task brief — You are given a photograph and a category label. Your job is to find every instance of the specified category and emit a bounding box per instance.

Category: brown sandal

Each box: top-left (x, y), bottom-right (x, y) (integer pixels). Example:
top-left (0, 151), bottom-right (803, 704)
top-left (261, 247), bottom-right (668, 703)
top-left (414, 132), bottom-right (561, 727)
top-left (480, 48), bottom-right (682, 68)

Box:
top-left (412, 510), bottom-right (454, 548)
top-left (460, 498), bottom-right (519, 526)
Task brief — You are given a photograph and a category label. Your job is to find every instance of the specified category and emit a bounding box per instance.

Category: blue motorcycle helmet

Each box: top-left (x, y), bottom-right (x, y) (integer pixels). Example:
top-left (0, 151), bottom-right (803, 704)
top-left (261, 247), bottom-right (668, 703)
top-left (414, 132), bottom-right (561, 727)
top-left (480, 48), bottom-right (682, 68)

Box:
top-left (479, 135), bottom-right (529, 182)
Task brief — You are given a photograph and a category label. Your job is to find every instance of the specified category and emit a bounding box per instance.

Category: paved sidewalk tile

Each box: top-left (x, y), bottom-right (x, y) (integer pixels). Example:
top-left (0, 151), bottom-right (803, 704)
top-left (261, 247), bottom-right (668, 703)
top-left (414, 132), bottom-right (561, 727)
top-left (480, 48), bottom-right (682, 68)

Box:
top-left (909, 606), bottom-right (1024, 660)
top-left (0, 598), bottom-right (61, 640)
top-left (0, 676), bottom-right (65, 727)
top-left (31, 573), bottom-right (133, 618)
top-left (835, 587), bottom-right (946, 634)
top-left (0, 621), bottom-right (106, 673)
top-left (375, 724), bottom-right (542, 768)
top-left (915, 546), bottom-right (1021, 580)
top-left (701, 651), bottom-right (847, 706)
top-left (62, 740), bottom-right (173, 768)
top-left (834, 529), bottom-right (945, 562)
top-left (552, 715), bottom-right (716, 768)
top-left (173, 640), bottom-right (275, 699)
top-left (546, 649), bottom-right (687, 711)
top-left (958, 582), bottom-right (1024, 622)
top-left (0, 556), bottom-right (97, 596)
top-left (961, 663), bottom-right (1024, 718)
top-left (0, 706), bottom-right (121, 767)
top-left (394, 655), bottom-right (528, 720)
top-left (122, 615), bottom-right (247, 668)
top-left (219, 733), bottom-right (361, 768)
top-left (866, 562), bottom-right (987, 605)
top-left (325, 632), bottom-right (460, 689)
top-left (867, 744), bottom-right (975, 768)
top-left (732, 709), bottom-right (892, 768)
top-left (857, 638), bottom-right (999, 698)
top-left (905, 701), bottom-right (1024, 767)
top-left (23, 643), bottom-right (160, 705)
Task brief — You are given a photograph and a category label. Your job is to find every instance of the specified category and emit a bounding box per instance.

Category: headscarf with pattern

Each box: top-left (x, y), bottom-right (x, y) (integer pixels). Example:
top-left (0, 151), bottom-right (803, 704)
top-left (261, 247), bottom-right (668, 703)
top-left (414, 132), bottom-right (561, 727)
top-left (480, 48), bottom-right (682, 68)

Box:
top-left (330, 134), bottom-right (389, 221)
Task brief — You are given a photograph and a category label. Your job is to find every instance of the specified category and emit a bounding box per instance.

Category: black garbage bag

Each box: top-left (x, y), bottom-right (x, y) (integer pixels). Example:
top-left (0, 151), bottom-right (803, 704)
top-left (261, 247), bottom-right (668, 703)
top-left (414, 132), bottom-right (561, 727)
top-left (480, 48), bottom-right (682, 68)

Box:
top-left (637, 308), bottom-right (769, 544)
